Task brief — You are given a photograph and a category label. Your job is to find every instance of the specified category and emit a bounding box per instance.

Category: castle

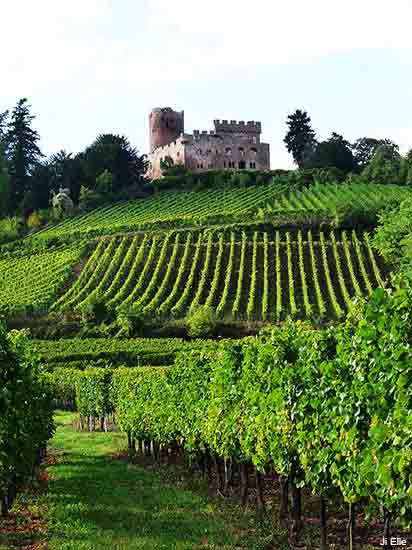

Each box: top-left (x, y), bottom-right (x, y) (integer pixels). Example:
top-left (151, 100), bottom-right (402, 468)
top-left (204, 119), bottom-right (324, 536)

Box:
top-left (147, 107), bottom-right (270, 179)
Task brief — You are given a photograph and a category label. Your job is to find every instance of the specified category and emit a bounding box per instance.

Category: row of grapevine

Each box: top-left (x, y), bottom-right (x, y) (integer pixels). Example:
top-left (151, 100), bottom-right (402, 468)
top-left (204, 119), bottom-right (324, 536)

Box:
top-left (64, 285), bottom-right (412, 547)
top-left (0, 241), bottom-right (87, 315)
top-left (267, 182), bottom-right (412, 216)
top-left (0, 328), bottom-right (54, 517)
top-left (42, 230), bottom-right (390, 322)
top-left (34, 180), bottom-right (286, 239)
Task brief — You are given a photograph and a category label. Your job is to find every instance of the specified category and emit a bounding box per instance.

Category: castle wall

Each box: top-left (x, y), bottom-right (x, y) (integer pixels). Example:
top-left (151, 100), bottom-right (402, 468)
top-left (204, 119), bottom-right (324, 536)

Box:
top-left (147, 112), bottom-right (271, 178)
top-left (148, 136), bottom-right (186, 178)
top-left (184, 130), bottom-right (270, 172)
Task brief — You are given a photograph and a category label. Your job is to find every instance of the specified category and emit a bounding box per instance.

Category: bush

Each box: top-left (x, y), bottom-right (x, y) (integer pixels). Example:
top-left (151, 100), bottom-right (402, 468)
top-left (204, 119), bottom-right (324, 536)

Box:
top-left (0, 216), bottom-right (22, 245)
top-left (186, 305), bottom-right (217, 338)
top-left (115, 304), bottom-right (145, 337)
top-left (26, 211), bottom-right (44, 231)
top-left (77, 295), bottom-right (108, 324)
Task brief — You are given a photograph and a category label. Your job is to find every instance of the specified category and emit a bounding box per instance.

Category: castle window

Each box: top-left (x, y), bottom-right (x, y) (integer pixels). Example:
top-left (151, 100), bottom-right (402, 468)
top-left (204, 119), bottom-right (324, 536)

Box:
top-left (200, 163), bottom-right (203, 169)
top-left (239, 160), bottom-right (246, 169)
top-left (249, 162), bottom-right (256, 169)
top-left (216, 149), bottom-right (218, 154)
top-left (223, 161), bottom-right (226, 168)
top-left (166, 121), bottom-right (169, 128)
top-left (239, 147), bottom-right (245, 157)
top-left (225, 147), bottom-right (232, 155)
top-left (252, 136), bottom-right (257, 144)
top-left (198, 149), bottom-right (202, 155)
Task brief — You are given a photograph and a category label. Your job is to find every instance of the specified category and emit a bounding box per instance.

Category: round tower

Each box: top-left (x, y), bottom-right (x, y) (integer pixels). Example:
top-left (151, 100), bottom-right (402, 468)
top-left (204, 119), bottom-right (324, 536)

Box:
top-left (149, 107), bottom-right (184, 152)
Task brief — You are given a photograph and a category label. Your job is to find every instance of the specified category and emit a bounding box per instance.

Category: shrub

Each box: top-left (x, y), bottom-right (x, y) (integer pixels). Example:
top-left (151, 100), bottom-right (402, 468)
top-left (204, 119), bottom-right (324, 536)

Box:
top-left (0, 216), bottom-right (21, 244)
top-left (77, 295), bottom-right (108, 324)
top-left (115, 304), bottom-right (145, 337)
top-left (26, 211), bottom-right (43, 231)
top-left (186, 305), bottom-right (217, 338)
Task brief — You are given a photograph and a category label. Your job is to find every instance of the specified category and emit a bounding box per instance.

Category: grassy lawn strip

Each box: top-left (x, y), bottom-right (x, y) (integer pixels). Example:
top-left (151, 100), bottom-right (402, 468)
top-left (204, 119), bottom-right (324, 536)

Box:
top-left (38, 411), bottom-right (276, 549)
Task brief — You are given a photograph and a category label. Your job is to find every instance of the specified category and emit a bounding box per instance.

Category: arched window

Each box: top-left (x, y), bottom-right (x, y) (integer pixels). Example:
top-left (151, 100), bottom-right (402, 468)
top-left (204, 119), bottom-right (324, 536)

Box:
top-left (197, 149), bottom-right (202, 155)
top-left (225, 147), bottom-right (232, 156)
top-left (239, 147), bottom-right (245, 157)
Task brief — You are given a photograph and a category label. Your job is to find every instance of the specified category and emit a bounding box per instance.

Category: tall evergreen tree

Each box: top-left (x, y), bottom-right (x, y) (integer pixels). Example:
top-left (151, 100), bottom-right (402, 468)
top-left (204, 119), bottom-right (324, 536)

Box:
top-left (6, 98), bottom-right (43, 212)
top-left (284, 109), bottom-right (316, 168)
top-left (0, 110), bottom-right (9, 143)
top-left (0, 144), bottom-right (9, 216)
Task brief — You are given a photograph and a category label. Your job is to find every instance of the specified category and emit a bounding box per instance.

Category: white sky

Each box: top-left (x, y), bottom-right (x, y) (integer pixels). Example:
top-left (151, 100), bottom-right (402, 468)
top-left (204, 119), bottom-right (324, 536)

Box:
top-left (2, 0), bottom-right (412, 167)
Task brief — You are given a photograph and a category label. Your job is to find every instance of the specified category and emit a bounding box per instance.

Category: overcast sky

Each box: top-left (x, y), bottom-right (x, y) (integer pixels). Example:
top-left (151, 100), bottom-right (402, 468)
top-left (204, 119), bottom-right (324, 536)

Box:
top-left (2, 0), bottom-right (412, 168)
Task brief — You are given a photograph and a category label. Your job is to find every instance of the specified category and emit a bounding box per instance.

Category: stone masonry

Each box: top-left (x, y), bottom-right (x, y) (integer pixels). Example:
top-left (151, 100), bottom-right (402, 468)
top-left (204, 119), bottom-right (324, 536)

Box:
top-left (147, 107), bottom-right (270, 179)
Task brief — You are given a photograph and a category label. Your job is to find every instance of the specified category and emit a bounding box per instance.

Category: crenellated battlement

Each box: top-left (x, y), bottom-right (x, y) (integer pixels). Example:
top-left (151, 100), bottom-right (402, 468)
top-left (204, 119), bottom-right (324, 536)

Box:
top-left (147, 107), bottom-right (270, 177)
top-left (213, 119), bottom-right (261, 134)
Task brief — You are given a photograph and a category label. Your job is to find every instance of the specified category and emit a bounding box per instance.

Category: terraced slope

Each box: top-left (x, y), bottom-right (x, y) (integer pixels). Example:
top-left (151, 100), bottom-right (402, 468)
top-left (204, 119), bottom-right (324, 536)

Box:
top-left (33, 337), bottom-right (224, 369)
top-left (30, 182), bottom-right (412, 241)
top-left (34, 181), bottom-right (287, 239)
top-left (51, 229), bottom-right (389, 322)
top-left (264, 182), bottom-right (412, 213)
top-left (0, 242), bottom-right (86, 314)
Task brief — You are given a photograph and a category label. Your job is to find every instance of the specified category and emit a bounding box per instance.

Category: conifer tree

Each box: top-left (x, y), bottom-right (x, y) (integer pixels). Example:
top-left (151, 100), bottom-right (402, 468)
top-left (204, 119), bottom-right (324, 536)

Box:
top-left (0, 144), bottom-right (9, 216)
top-left (6, 98), bottom-right (43, 212)
top-left (284, 109), bottom-right (316, 168)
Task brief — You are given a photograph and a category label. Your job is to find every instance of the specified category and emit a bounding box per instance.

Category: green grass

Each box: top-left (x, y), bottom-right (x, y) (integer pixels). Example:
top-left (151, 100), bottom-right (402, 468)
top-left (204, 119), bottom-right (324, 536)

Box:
top-left (32, 411), bottom-right (276, 549)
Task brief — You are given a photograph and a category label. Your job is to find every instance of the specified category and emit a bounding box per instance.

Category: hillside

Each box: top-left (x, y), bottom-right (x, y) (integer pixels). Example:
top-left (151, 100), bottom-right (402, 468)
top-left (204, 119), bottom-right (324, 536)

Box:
top-left (0, 181), bottom-right (406, 327)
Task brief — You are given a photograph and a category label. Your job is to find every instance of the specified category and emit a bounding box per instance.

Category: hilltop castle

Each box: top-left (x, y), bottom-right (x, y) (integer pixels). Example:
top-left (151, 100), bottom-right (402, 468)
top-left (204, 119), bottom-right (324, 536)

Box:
top-left (147, 107), bottom-right (270, 179)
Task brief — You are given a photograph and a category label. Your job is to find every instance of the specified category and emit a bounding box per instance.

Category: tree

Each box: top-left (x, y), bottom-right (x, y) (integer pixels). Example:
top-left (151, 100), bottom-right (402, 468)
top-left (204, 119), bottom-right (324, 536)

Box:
top-left (404, 148), bottom-right (412, 186)
top-left (5, 98), bottom-right (43, 212)
top-left (352, 137), bottom-right (382, 168)
top-left (160, 155), bottom-right (187, 177)
top-left (306, 133), bottom-right (356, 173)
top-left (0, 110), bottom-right (9, 143)
top-left (0, 145), bottom-right (9, 216)
top-left (25, 162), bottom-right (54, 213)
top-left (362, 142), bottom-right (402, 184)
top-left (284, 110), bottom-right (316, 168)
top-left (82, 134), bottom-right (148, 192)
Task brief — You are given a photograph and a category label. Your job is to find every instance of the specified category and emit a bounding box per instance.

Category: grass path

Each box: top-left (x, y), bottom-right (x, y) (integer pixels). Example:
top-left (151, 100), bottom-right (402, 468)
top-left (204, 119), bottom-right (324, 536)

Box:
top-left (39, 412), bottom-right (273, 549)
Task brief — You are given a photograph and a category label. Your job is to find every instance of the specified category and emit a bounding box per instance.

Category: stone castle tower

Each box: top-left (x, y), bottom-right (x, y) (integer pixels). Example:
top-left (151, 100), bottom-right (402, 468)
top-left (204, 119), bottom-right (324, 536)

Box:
top-left (147, 107), bottom-right (270, 179)
top-left (149, 107), bottom-right (184, 153)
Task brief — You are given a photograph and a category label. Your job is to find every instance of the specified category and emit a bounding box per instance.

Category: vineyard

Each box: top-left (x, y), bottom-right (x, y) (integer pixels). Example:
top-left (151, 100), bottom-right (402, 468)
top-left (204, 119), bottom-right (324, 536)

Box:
top-left (263, 181), bottom-right (412, 213)
top-left (33, 337), bottom-right (221, 369)
top-left (28, 182), bottom-right (412, 240)
top-left (48, 228), bottom-right (389, 322)
top-left (0, 242), bottom-right (87, 314)
top-left (33, 180), bottom-right (287, 239)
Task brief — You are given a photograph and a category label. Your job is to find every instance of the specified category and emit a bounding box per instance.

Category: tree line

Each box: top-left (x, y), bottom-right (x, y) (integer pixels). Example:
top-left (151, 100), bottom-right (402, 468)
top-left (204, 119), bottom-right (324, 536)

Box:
top-left (1, 98), bottom-right (412, 227)
top-left (284, 109), bottom-right (412, 184)
top-left (0, 98), bottom-right (148, 221)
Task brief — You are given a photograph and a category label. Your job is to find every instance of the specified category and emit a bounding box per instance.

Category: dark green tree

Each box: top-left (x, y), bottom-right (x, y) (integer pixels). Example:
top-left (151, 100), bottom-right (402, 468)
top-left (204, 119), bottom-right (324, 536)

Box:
top-left (284, 109), bottom-right (316, 168)
top-left (352, 137), bottom-right (382, 168)
top-left (160, 155), bottom-right (187, 176)
top-left (404, 148), bottom-right (412, 186)
top-left (5, 98), bottom-right (43, 212)
top-left (306, 132), bottom-right (356, 173)
top-left (362, 142), bottom-right (402, 184)
top-left (82, 134), bottom-right (148, 192)
top-left (24, 161), bottom-right (54, 213)
top-left (0, 144), bottom-right (9, 216)
top-left (0, 110), bottom-right (9, 143)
